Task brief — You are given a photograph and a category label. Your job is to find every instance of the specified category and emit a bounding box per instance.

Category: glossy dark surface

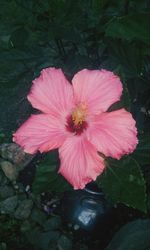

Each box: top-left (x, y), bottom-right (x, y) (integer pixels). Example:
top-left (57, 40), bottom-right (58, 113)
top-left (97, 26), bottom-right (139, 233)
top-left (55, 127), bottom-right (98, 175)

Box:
top-left (61, 182), bottom-right (113, 234)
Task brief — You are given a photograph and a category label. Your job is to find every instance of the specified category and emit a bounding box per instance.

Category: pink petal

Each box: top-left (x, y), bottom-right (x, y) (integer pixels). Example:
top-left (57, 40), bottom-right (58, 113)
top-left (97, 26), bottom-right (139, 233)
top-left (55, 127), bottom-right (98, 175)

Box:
top-left (59, 135), bottom-right (105, 189)
top-left (28, 67), bottom-right (74, 116)
top-left (13, 114), bottom-right (69, 154)
top-left (86, 109), bottom-right (138, 159)
top-left (72, 69), bottom-right (122, 115)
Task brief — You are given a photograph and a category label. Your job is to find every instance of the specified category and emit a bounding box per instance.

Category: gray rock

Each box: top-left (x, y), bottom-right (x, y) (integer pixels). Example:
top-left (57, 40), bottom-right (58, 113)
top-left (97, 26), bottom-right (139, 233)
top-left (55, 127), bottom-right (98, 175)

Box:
top-left (58, 235), bottom-right (72, 250)
top-left (0, 143), bottom-right (35, 171)
top-left (0, 195), bottom-right (18, 214)
top-left (0, 242), bottom-right (7, 250)
top-left (14, 199), bottom-right (33, 219)
top-left (0, 168), bottom-right (9, 186)
top-left (0, 161), bottom-right (18, 181)
top-left (0, 168), bottom-right (3, 183)
top-left (0, 185), bottom-right (15, 199)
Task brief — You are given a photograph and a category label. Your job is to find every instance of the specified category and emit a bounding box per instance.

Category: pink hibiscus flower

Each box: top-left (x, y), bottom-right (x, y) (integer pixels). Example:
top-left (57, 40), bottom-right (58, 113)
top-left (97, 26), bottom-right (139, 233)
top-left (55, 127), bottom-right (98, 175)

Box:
top-left (13, 68), bottom-right (138, 189)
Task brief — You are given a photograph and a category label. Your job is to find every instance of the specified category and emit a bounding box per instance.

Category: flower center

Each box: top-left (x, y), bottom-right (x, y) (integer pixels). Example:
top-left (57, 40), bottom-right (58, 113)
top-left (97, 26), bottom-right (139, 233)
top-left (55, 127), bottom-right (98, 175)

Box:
top-left (72, 106), bottom-right (86, 125)
top-left (66, 104), bottom-right (88, 135)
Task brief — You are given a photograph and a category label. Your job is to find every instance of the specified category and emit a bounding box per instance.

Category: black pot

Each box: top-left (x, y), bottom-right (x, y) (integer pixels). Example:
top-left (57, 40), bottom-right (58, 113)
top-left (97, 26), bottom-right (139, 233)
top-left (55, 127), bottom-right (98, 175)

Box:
top-left (61, 182), bottom-right (113, 237)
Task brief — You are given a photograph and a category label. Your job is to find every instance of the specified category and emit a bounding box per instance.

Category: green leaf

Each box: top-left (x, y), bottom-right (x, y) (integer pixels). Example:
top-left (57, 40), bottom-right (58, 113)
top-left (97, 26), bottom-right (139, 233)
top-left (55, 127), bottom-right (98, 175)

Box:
top-left (108, 82), bottom-right (131, 112)
top-left (104, 40), bottom-right (142, 79)
top-left (133, 132), bottom-right (150, 165)
top-left (121, 84), bottom-right (131, 111)
top-left (32, 152), bottom-right (72, 194)
top-left (106, 13), bottom-right (150, 45)
top-left (9, 27), bottom-right (29, 48)
top-left (106, 219), bottom-right (150, 250)
top-left (97, 157), bottom-right (146, 212)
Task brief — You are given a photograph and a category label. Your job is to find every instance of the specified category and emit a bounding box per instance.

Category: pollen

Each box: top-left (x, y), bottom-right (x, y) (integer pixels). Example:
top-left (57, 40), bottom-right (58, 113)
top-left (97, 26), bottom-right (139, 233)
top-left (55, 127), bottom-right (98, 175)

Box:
top-left (72, 105), bottom-right (87, 126)
top-left (66, 104), bottom-right (88, 135)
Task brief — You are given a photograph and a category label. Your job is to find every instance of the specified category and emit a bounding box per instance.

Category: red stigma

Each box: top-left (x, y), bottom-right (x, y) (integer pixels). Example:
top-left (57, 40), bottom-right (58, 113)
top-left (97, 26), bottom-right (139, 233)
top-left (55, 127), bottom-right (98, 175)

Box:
top-left (66, 115), bottom-right (88, 135)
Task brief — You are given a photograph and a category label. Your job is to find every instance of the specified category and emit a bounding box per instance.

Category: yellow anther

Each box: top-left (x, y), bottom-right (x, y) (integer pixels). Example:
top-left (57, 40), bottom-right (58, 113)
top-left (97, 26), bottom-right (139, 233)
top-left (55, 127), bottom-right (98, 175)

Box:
top-left (72, 105), bottom-right (87, 126)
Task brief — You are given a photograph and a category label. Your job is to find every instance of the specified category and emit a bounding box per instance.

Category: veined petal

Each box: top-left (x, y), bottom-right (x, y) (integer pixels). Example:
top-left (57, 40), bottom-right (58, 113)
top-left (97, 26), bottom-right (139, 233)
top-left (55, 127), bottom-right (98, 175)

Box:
top-left (13, 114), bottom-right (69, 154)
top-left (86, 109), bottom-right (138, 159)
top-left (28, 67), bottom-right (74, 116)
top-left (72, 69), bottom-right (122, 115)
top-left (59, 135), bottom-right (105, 189)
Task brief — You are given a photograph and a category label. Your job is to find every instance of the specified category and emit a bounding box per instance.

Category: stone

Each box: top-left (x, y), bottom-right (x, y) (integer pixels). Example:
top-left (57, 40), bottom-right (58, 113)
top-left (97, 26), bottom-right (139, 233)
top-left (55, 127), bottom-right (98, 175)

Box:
top-left (0, 161), bottom-right (18, 181)
top-left (0, 143), bottom-right (35, 171)
top-left (0, 195), bottom-right (18, 214)
top-left (0, 242), bottom-right (7, 250)
top-left (0, 185), bottom-right (15, 199)
top-left (57, 235), bottom-right (72, 250)
top-left (14, 199), bottom-right (33, 219)
top-left (0, 168), bottom-right (9, 186)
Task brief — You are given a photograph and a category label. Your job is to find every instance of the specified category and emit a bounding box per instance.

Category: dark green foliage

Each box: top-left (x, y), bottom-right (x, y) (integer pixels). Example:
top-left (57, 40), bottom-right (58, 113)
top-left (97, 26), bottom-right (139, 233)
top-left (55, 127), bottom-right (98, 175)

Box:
top-left (133, 132), bottom-right (150, 165)
top-left (106, 219), bottom-right (150, 250)
top-left (97, 157), bottom-right (146, 212)
top-left (32, 151), bottom-right (72, 194)
top-left (106, 13), bottom-right (150, 45)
